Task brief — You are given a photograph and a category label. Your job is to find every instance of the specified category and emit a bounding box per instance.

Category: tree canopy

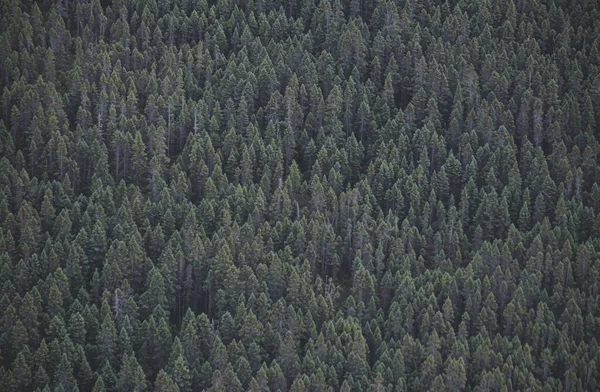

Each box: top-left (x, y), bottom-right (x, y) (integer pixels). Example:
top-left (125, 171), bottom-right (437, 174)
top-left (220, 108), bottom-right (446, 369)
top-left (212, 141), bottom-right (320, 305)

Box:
top-left (1, 0), bottom-right (600, 391)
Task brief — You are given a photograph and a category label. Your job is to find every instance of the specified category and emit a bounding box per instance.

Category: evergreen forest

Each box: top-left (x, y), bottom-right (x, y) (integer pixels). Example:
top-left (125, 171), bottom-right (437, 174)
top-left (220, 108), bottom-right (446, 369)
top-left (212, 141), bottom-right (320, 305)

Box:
top-left (1, 0), bottom-right (600, 390)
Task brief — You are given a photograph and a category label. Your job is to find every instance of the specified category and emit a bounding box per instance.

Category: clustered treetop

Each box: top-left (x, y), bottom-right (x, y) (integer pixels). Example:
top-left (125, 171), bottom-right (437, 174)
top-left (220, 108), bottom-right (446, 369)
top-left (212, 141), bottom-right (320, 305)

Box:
top-left (0, 0), bottom-right (599, 391)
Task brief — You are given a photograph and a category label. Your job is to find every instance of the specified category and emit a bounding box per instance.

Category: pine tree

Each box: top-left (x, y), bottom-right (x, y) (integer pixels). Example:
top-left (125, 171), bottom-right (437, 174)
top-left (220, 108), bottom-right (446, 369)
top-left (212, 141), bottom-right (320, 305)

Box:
top-left (12, 350), bottom-right (32, 391)
top-left (141, 268), bottom-right (168, 316)
top-left (116, 353), bottom-right (147, 392)
top-left (91, 376), bottom-right (106, 392)
top-left (97, 314), bottom-right (118, 367)
top-left (155, 370), bottom-right (180, 392)
top-left (278, 331), bottom-right (300, 382)
top-left (54, 353), bottom-right (76, 392)
top-left (172, 355), bottom-right (192, 392)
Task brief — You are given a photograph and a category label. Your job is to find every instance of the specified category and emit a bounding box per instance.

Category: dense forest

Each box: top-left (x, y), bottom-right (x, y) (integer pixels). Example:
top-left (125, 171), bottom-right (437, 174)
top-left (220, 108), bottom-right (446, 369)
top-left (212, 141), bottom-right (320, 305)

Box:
top-left (1, 0), bottom-right (600, 390)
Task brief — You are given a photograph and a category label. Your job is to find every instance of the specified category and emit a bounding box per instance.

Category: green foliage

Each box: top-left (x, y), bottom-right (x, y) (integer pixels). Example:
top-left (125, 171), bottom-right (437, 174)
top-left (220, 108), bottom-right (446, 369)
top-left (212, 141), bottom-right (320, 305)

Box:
top-left (1, 0), bottom-right (600, 390)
